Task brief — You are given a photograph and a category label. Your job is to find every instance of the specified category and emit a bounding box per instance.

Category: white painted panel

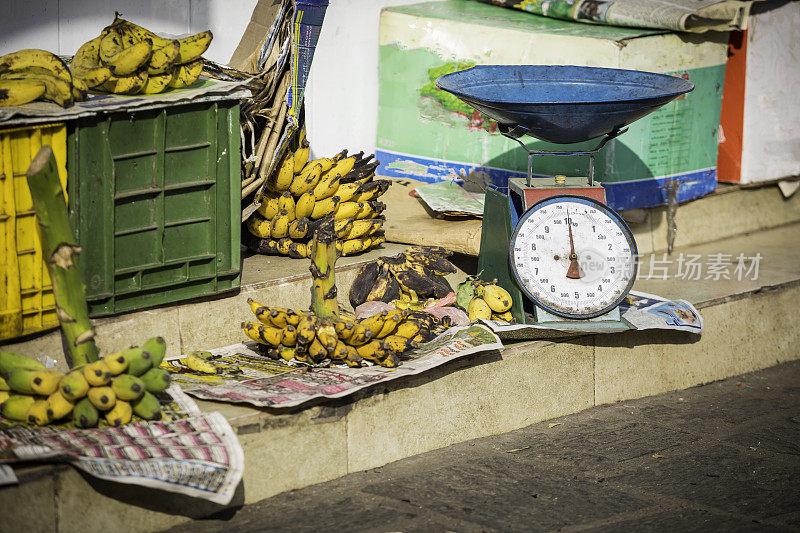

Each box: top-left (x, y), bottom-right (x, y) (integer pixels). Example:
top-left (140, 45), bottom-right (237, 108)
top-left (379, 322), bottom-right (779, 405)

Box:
top-left (190, 0), bottom-right (257, 64)
top-left (304, 0), bottom-right (447, 159)
top-left (740, 1), bottom-right (800, 183)
top-left (58, 0), bottom-right (191, 56)
top-left (0, 0), bottom-right (60, 55)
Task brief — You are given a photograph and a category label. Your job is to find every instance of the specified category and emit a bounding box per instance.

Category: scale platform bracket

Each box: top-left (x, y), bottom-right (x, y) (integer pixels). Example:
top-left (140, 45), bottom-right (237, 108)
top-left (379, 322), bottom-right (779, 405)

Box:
top-left (509, 177), bottom-right (606, 211)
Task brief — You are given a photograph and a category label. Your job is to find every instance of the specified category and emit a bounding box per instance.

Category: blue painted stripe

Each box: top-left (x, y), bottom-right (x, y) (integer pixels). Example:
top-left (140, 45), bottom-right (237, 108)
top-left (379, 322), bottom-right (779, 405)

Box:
top-left (375, 149), bottom-right (717, 211)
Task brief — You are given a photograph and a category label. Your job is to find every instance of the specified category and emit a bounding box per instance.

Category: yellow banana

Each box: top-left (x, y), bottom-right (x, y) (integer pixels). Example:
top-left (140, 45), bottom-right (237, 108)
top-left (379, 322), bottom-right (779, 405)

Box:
top-left (312, 170), bottom-right (340, 201)
top-left (241, 321), bottom-right (283, 347)
top-left (276, 237), bottom-right (292, 255)
top-left (270, 209), bottom-right (291, 239)
top-left (277, 192), bottom-right (296, 220)
top-left (26, 399), bottom-right (52, 426)
top-left (334, 201), bottom-right (364, 220)
top-left (339, 237), bottom-right (372, 256)
top-left (0, 79), bottom-right (46, 106)
top-left (46, 390), bottom-right (75, 421)
top-left (59, 370), bottom-right (90, 401)
top-left (479, 283), bottom-right (513, 313)
top-left (395, 320), bottom-right (423, 339)
top-left (104, 38), bottom-right (153, 76)
top-left (71, 77), bottom-right (88, 101)
top-left (376, 309), bottom-right (406, 338)
top-left (295, 191), bottom-right (316, 218)
top-left (257, 192), bottom-right (280, 220)
top-left (99, 25), bottom-right (139, 63)
top-left (167, 59), bottom-right (202, 89)
top-left (140, 70), bottom-right (173, 94)
top-left (296, 314), bottom-right (317, 346)
top-left (182, 351), bottom-right (218, 374)
top-left (293, 147), bottom-right (310, 174)
top-left (82, 360), bottom-right (112, 387)
top-left (0, 48), bottom-right (72, 83)
top-left (88, 386), bottom-right (116, 411)
top-left (0, 71), bottom-right (73, 107)
top-left (247, 213), bottom-right (273, 239)
top-left (105, 399), bottom-right (132, 426)
top-left (70, 37), bottom-right (115, 87)
top-left (112, 18), bottom-right (212, 64)
top-left (281, 325), bottom-right (298, 347)
top-left (307, 337), bottom-right (328, 364)
top-left (289, 165), bottom-right (323, 196)
top-left (382, 334), bottom-right (416, 355)
top-left (343, 218), bottom-right (383, 240)
top-left (5, 367), bottom-right (62, 395)
top-left (147, 40), bottom-right (180, 75)
top-left (0, 394), bottom-right (35, 421)
top-left (468, 297), bottom-right (492, 321)
top-left (347, 323), bottom-right (375, 346)
top-left (101, 70), bottom-right (148, 95)
top-left (288, 217), bottom-right (309, 240)
top-left (270, 155), bottom-right (295, 192)
top-left (334, 217), bottom-right (354, 239)
top-left (288, 241), bottom-right (308, 259)
top-left (493, 310), bottom-right (514, 322)
top-left (355, 339), bottom-right (386, 362)
top-left (335, 182), bottom-right (361, 202)
top-left (327, 157), bottom-right (356, 181)
top-left (304, 157), bottom-right (335, 173)
top-left (310, 195), bottom-right (340, 219)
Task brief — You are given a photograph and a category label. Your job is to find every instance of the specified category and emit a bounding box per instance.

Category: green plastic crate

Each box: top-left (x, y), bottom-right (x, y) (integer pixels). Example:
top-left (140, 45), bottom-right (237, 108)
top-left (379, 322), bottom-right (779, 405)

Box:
top-left (67, 100), bottom-right (241, 317)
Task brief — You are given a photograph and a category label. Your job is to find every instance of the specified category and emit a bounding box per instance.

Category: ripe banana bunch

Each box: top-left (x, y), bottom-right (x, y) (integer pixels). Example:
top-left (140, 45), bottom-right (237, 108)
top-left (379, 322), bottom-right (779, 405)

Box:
top-left (0, 337), bottom-right (171, 428)
top-left (349, 246), bottom-right (457, 309)
top-left (247, 147), bottom-right (390, 258)
top-left (457, 277), bottom-right (514, 322)
top-left (242, 300), bottom-right (450, 368)
top-left (75, 13), bottom-right (212, 96)
top-left (0, 49), bottom-right (80, 107)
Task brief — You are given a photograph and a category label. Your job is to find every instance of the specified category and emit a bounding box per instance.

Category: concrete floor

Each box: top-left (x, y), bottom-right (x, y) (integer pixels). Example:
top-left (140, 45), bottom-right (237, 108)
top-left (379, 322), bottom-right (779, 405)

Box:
top-left (167, 360), bottom-right (800, 532)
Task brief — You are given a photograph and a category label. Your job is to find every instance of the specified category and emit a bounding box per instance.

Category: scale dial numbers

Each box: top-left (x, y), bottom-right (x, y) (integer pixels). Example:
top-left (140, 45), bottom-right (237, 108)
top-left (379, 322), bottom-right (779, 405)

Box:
top-left (509, 195), bottom-right (638, 319)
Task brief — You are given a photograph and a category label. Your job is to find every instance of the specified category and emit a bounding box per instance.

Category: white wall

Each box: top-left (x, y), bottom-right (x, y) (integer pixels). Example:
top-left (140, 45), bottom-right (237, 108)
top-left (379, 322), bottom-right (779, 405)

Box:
top-left (0, 0), bottom-right (255, 65)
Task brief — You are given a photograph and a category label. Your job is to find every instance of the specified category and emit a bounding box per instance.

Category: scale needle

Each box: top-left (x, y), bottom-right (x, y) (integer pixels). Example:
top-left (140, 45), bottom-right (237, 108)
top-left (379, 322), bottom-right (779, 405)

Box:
top-left (566, 209), bottom-right (582, 279)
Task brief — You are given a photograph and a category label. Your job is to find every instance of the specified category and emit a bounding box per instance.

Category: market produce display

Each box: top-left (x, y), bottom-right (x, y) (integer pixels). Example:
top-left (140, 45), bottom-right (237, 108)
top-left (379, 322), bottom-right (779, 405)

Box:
top-left (246, 147), bottom-right (389, 257)
top-left (0, 49), bottom-right (78, 107)
top-left (80, 14), bottom-right (212, 95)
top-left (0, 336), bottom-right (170, 428)
top-left (349, 246), bottom-right (457, 308)
top-left (457, 277), bottom-right (515, 322)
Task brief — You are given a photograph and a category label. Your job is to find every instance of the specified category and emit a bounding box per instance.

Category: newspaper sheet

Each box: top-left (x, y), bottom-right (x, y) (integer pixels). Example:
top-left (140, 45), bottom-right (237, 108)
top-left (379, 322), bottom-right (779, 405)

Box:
top-left (168, 324), bottom-right (503, 408)
top-left (0, 385), bottom-right (244, 505)
top-left (480, 289), bottom-right (703, 340)
top-left (0, 78), bottom-right (250, 126)
top-left (477, 0), bottom-right (756, 32)
top-left (415, 181), bottom-right (485, 217)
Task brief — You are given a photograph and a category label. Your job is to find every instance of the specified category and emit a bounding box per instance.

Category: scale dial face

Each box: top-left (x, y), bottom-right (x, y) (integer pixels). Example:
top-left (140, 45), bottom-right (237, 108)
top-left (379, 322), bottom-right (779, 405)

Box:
top-left (509, 195), bottom-right (638, 319)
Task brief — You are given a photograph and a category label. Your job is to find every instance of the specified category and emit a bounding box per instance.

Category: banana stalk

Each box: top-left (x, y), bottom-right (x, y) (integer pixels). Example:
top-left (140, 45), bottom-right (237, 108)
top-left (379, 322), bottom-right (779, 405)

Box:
top-left (26, 147), bottom-right (99, 367)
top-left (309, 218), bottom-right (339, 318)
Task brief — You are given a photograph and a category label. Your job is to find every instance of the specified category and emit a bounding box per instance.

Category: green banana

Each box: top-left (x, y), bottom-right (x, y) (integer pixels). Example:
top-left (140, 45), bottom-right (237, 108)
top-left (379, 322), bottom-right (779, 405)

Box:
top-left (142, 336), bottom-right (167, 367)
top-left (139, 368), bottom-right (171, 393)
top-left (59, 369), bottom-right (90, 401)
top-left (111, 374), bottom-right (145, 401)
top-left (0, 350), bottom-right (44, 375)
top-left (132, 391), bottom-right (162, 420)
top-left (0, 394), bottom-right (36, 421)
top-left (123, 346), bottom-right (153, 376)
top-left (73, 397), bottom-right (99, 428)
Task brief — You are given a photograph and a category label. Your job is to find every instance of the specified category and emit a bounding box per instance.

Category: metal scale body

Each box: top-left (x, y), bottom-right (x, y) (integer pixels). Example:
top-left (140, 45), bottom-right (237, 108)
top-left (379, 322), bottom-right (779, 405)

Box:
top-left (435, 65), bottom-right (694, 329)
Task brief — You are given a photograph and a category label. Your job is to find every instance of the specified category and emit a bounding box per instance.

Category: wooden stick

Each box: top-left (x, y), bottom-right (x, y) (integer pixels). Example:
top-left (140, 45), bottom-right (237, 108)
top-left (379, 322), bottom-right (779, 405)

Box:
top-left (26, 147), bottom-right (99, 367)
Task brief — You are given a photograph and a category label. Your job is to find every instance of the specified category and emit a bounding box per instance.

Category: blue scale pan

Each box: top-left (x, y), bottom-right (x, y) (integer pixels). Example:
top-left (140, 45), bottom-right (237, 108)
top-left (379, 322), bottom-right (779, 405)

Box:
top-left (435, 65), bottom-right (694, 144)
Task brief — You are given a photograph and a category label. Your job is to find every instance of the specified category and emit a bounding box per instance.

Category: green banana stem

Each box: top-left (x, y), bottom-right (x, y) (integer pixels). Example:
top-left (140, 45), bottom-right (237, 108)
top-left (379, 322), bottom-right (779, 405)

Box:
top-left (26, 146), bottom-right (99, 367)
top-left (309, 218), bottom-right (339, 318)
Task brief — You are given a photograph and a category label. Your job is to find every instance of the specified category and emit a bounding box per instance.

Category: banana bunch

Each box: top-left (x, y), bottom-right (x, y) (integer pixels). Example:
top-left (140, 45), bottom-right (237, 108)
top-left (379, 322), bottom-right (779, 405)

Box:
top-left (456, 277), bottom-right (515, 322)
top-left (242, 300), bottom-right (450, 368)
top-left (0, 337), bottom-right (171, 428)
top-left (0, 49), bottom-right (83, 107)
top-left (73, 13), bottom-right (212, 96)
top-left (349, 246), bottom-right (457, 309)
top-left (246, 148), bottom-right (390, 258)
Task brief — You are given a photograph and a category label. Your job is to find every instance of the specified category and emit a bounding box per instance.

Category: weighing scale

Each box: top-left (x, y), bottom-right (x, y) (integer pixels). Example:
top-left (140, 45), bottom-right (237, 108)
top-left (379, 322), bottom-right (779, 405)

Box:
top-left (435, 65), bottom-right (694, 329)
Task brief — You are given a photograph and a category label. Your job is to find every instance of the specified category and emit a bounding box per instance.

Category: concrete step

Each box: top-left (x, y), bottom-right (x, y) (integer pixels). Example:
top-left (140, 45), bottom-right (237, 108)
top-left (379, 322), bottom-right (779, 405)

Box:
top-left (3, 221), bottom-right (798, 532)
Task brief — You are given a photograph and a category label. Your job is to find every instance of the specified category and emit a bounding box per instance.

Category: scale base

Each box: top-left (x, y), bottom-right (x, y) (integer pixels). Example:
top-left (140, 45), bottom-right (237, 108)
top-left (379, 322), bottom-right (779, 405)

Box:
top-left (533, 305), bottom-right (630, 333)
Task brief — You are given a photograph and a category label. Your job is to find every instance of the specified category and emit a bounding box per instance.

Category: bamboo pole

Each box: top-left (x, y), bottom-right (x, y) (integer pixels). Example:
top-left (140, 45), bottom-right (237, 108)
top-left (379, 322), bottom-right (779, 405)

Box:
top-left (308, 218), bottom-right (339, 318)
top-left (26, 146), bottom-right (99, 367)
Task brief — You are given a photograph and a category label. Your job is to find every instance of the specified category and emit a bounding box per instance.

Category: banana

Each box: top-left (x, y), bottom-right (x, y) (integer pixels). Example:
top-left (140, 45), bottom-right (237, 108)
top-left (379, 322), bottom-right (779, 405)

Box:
top-left (59, 370), bottom-right (90, 401)
top-left (343, 344), bottom-right (364, 368)
top-left (0, 377), bottom-right (8, 391)
top-left (296, 315), bottom-right (317, 346)
top-left (82, 360), bottom-right (112, 387)
top-left (167, 59), bottom-right (203, 89)
top-left (295, 191), bottom-right (316, 219)
top-left (140, 70), bottom-right (173, 94)
top-left (99, 25), bottom-right (139, 63)
top-left (326, 157), bottom-right (357, 182)
top-left (293, 147), bottom-right (310, 174)
top-left (0, 391), bottom-right (10, 403)
top-left (277, 192), bottom-right (296, 220)
top-left (307, 337), bottom-right (328, 364)
top-left (329, 339), bottom-right (351, 363)
top-left (339, 237), bottom-right (372, 256)
top-left (312, 170), bottom-right (340, 201)
top-left (5, 367), bottom-right (62, 395)
top-left (114, 17), bottom-right (212, 64)
top-left (241, 321), bottom-right (283, 347)
top-left (0, 49), bottom-right (72, 84)
top-left (248, 300), bottom-right (299, 328)
top-left (355, 339), bottom-right (386, 362)
top-left (405, 251), bottom-right (457, 276)
top-left (103, 352), bottom-right (128, 376)
top-left (343, 218), bottom-right (383, 240)
top-left (310, 195), bottom-right (340, 219)
top-left (248, 236), bottom-right (280, 255)
top-left (183, 351), bottom-right (219, 374)
top-left (111, 374), bottom-right (145, 402)
top-left (354, 200), bottom-right (385, 220)
top-left (27, 398), bottom-right (52, 426)
top-left (379, 351), bottom-right (400, 368)
top-left (140, 368), bottom-right (171, 393)
top-left (270, 209), bottom-right (291, 239)
top-left (132, 391), bottom-right (162, 420)
top-left (468, 297), bottom-right (492, 321)
top-left (353, 180), bottom-right (391, 202)
top-left (70, 37), bottom-right (116, 87)
top-left (71, 77), bottom-right (88, 101)
top-left (270, 155), bottom-right (295, 192)
top-left (334, 201), bottom-right (364, 220)
top-left (87, 386), bottom-right (116, 411)
top-left (478, 283), bottom-right (513, 313)
top-left (395, 320), bottom-right (423, 339)
top-left (0, 79), bottom-right (46, 106)
top-left (376, 309), bottom-right (407, 338)
top-left (142, 336), bottom-right (167, 367)
top-left (493, 310), bottom-right (514, 322)
top-left (105, 399), bottom-right (132, 426)
top-left (333, 318), bottom-right (356, 342)
top-left (382, 334), bottom-right (416, 355)
top-left (278, 237), bottom-right (294, 256)
top-left (123, 346), bottom-right (153, 376)
top-left (0, 70), bottom-right (73, 107)
top-left (347, 323), bottom-right (374, 346)
top-left (73, 397), bottom-right (99, 428)
top-left (288, 217), bottom-right (310, 240)
top-left (305, 157), bottom-right (335, 173)
top-left (315, 322), bottom-right (338, 353)
top-left (335, 182), bottom-right (362, 203)
top-left (247, 213), bottom-right (273, 239)
top-left (104, 38), bottom-right (153, 76)
top-left (257, 192), bottom-right (281, 219)
top-left (281, 325), bottom-right (298, 347)
top-left (46, 390), bottom-right (75, 421)
top-left (0, 351), bottom-right (44, 375)
top-left (101, 70), bottom-right (148, 95)
top-left (349, 261), bottom-right (381, 308)
top-left (289, 164), bottom-right (324, 196)
top-left (147, 40), bottom-right (180, 75)
top-left (0, 394), bottom-right (35, 421)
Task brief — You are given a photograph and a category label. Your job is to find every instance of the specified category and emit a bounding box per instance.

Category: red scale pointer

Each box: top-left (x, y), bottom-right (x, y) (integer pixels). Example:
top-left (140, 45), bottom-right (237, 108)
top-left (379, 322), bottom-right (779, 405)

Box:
top-left (566, 209), bottom-right (582, 279)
